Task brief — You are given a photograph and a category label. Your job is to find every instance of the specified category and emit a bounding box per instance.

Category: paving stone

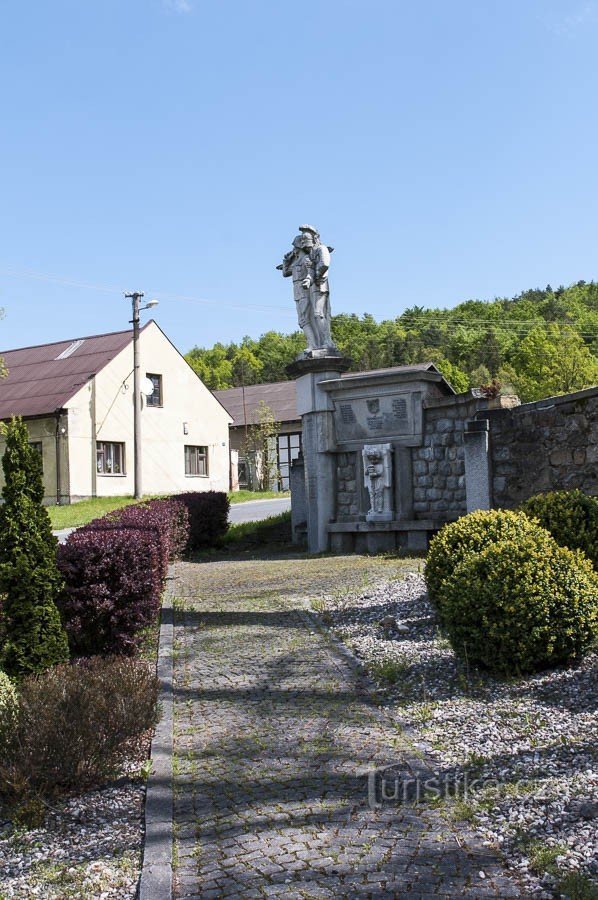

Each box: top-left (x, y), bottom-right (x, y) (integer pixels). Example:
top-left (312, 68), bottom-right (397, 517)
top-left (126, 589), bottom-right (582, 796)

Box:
top-left (171, 557), bottom-right (525, 898)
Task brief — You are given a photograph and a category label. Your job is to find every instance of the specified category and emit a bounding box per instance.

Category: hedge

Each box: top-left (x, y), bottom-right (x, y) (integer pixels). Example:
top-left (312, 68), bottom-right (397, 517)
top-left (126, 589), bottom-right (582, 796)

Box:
top-left (57, 526), bottom-right (163, 656)
top-left (57, 492), bottom-right (228, 656)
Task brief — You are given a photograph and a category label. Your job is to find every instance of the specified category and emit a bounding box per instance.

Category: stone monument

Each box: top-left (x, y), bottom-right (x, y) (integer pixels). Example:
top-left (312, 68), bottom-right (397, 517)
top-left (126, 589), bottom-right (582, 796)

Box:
top-left (281, 225), bottom-right (351, 552)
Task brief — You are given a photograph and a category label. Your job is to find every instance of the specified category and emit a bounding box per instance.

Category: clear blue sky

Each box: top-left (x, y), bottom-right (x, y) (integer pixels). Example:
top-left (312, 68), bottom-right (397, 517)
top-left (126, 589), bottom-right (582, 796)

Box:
top-left (2, 0), bottom-right (597, 354)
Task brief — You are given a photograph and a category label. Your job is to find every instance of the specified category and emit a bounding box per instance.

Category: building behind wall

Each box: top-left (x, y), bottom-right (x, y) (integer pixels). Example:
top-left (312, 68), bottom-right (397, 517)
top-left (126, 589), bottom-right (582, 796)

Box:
top-left (0, 321), bottom-right (232, 503)
top-left (214, 381), bottom-right (301, 490)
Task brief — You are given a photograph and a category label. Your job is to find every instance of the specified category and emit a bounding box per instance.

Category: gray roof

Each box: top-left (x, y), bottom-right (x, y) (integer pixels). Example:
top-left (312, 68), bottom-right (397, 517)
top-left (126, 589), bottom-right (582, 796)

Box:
top-left (215, 362), bottom-right (453, 427)
top-left (0, 326), bottom-right (143, 419)
top-left (215, 380), bottom-right (299, 427)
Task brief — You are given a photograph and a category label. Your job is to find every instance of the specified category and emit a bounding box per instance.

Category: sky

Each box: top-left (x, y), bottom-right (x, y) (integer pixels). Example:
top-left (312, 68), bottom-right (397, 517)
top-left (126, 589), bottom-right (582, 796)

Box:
top-left (1, 0), bottom-right (598, 354)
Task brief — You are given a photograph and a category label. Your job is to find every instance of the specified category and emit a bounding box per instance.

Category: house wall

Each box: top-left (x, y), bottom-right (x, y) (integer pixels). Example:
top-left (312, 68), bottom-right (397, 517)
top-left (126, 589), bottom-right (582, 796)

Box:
top-left (0, 414), bottom-right (69, 504)
top-left (67, 322), bottom-right (231, 499)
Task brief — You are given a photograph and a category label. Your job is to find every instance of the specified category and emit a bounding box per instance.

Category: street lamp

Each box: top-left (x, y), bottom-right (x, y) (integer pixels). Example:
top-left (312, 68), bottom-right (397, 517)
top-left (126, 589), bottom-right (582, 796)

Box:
top-left (125, 292), bottom-right (159, 499)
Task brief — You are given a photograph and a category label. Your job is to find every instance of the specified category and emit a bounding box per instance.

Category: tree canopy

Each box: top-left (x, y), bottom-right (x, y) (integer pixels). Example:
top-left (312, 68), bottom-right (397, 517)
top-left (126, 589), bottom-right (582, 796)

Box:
top-left (185, 281), bottom-right (598, 403)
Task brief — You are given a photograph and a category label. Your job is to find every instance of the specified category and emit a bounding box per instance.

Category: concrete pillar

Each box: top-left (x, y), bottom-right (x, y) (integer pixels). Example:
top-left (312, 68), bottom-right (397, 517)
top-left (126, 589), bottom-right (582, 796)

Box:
top-left (395, 446), bottom-right (414, 520)
top-left (289, 452), bottom-right (306, 544)
top-left (287, 356), bottom-right (352, 553)
top-left (463, 418), bottom-right (492, 512)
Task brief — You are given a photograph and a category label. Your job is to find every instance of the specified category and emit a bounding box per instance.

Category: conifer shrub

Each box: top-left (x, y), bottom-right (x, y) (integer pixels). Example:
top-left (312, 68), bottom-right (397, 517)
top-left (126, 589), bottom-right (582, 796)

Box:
top-left (519, 489), bottom-right (598, 570)
top-left (57, 526), bottom-right (163, 657)
top-left (175, 491), bottom-right (230, 551)
top-left (0, 657), bottom-right (159, 797)
top-left (425, 509), bottom-right (544, 617)
top-left (439, 533), bottom-right (598, 675)
top-left (0, 418), bottom-right (69, 679)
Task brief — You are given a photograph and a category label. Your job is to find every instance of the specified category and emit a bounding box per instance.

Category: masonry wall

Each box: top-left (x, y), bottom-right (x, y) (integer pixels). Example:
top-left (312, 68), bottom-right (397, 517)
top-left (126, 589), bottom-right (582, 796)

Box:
top-left (411, 393), bottom-right (523, 522)
top-left (336, 451), bottom-right (359, 519)
top-left (488, 386), bottom-right (598, 507)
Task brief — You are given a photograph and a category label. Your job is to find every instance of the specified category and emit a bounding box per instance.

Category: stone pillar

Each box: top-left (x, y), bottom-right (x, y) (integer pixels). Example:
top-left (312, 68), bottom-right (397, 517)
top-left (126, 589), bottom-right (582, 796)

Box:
top-left (289, 452), bottom-right (306, 544)
top-left (464, 419), bottom-right (492, 512)
top-left (287, 355), bottom-right (352, 553)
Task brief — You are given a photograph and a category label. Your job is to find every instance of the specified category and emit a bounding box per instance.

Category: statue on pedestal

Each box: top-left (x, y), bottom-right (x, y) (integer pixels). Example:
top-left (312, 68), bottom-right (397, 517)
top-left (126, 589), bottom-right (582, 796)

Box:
top-left (278, 225), bottom-right (337, 354)
top-left (363, 443), bottom-right (394, 522)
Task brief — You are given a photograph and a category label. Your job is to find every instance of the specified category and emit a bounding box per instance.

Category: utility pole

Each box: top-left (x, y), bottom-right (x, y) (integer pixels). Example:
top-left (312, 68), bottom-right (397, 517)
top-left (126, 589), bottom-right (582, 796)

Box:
top-left (125, 291), bottom-right (144, 499)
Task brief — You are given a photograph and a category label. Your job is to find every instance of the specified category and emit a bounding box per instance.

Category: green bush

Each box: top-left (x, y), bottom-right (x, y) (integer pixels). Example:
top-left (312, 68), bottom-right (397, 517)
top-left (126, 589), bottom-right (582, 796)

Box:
top-left (0, 670), bottom-right (18, 758)
top-left (0, 656), bottom-right (159, 797)
top-left (439, 533), bottom-right (598, 675)
top-left (425, 509), bottom-right (544, 615)
top-left (519, 489), bottom-right (598, 569)
top-left (0, 418), bottom-right (69, 678)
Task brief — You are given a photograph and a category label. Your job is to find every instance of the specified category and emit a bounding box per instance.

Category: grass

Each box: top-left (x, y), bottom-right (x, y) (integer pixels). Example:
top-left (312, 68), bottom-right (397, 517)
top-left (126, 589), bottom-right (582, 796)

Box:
top-left (221, 512), bottom-right (293, 549)
top-left (47, 495), bottom-right (148, 529)
top-left (47, 490), bottom-right (289, 529)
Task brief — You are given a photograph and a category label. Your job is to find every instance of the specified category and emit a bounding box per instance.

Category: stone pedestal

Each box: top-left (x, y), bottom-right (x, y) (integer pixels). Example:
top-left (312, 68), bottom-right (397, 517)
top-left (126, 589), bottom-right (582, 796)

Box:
top-left (464, 418), bottom-right (492, 512)
top-left (287, 355), bottom-right (352, 553)
top-left (289, 452), bottom-right (306, 544)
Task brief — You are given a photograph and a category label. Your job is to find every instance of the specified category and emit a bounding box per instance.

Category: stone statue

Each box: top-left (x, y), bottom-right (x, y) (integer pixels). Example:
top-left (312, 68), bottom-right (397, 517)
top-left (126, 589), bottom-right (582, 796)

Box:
top-left (278, 224), bottom-right (337, 353)
top-left (363, 443), bottom-right (394, 522)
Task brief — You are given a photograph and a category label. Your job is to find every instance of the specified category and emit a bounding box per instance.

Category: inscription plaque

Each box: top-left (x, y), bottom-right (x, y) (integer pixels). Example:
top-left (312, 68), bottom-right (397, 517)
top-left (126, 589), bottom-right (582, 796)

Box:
top-left (392, 397), bottom-right (407, 419)
top-left (340, 403), bottom-right (356, 424)
top-left (333, 391), bottom-right (416, 444)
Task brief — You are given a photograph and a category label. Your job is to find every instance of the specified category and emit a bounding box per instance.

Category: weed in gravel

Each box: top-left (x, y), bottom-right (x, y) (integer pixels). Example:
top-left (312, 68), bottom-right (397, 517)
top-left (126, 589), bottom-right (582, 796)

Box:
top-left (556, 871), bottom-right (598, 900)
top-left (370, 656), bottom-right (410, 685)
top-left (523, 839), bottom-right (568, 877)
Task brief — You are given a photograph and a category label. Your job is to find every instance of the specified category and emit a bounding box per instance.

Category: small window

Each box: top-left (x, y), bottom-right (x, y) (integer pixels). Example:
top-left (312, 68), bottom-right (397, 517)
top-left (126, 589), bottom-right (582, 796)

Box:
top-left (29, 441), bottom-right (43, 472)
top-left (146, 373), bottom-right (163, 407)
top-left (185, 445), bottom-right (208, 476)
top-left (97, 441), bottom-right (126, 475)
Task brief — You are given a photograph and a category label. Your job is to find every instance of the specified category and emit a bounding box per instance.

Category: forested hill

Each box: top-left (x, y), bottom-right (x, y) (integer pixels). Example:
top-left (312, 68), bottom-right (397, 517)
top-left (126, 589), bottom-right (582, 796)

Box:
top-left (185, 281), bottom-right (598, 403)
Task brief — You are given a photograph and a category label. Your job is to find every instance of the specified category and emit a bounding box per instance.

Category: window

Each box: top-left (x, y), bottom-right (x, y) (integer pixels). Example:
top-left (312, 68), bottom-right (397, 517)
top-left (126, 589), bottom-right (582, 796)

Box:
top-left (146, 373), bottom-right (163, 407)
top-left (97, 441), bottom-right (126, 475)
top-left (29, 441), bottom-right (43, 472)
top-left (185, 445), bottom-right (208, 476)
top-left (277, 432), bottom-right (302, 490)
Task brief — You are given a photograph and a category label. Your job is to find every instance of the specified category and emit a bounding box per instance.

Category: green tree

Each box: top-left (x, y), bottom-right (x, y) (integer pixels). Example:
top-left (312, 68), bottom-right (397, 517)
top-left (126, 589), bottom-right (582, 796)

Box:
top-left (185, 343), bottom-right (233, 390)
top-left (242, 401), bottom-right (280, 491)
top-left (231, 345), bottom-right (264, 387)
top-left (0, 418), bottom-right (69, 678)
top-left (512, 325), bottom-right (598, 401)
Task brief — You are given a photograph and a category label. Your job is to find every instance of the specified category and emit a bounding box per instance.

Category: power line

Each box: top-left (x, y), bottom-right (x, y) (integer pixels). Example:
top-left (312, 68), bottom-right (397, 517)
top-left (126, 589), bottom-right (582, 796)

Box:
top-left (1, 263), bottom-right (597, 334)
top-left (0, 265), bottom-right (296, 317)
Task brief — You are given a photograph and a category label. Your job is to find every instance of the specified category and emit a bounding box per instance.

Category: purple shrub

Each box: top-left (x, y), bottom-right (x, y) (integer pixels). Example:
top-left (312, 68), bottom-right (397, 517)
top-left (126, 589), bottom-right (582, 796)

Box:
top-left (175, 491), bottom-right (229, 551)
top-left (57, 526), bottom-right (162, 656)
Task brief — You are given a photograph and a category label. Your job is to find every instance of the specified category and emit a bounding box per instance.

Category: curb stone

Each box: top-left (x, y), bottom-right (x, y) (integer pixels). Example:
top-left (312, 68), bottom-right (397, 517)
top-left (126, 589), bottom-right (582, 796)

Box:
top-left (138, 567), bottom-right (175, 900)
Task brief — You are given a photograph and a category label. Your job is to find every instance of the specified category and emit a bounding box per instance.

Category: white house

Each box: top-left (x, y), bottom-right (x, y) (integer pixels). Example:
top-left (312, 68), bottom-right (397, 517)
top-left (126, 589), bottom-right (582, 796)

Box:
top-left (0, 320), bottom-right (232, 503)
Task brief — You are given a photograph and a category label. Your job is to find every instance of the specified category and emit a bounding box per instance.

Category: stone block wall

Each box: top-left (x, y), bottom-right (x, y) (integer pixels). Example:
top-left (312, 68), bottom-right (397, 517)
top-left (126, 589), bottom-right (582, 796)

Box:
top-left (488, 387), bottom-right (598, 508)
top-left (411, 394), bottom-right (497, 522)
top-left (336, 451), bottom-right (359, 519)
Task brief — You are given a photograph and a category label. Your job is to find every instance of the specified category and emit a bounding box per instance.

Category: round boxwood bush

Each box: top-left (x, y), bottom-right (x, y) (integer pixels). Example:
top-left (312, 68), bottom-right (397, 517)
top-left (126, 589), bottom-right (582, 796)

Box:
top-left (440, 534), bottom-right (598, 675)
top-left (519, 489), bottom-right (598, 570)
top-left (425, 509), bottom-right (544, 615)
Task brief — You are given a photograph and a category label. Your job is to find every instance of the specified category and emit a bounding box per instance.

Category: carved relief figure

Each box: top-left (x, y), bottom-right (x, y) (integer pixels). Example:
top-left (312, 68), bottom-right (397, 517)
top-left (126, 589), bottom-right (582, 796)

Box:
top-left (362, 443), bottom-right (394, 522)
top-left (278, 224), bottom-right (337, 352)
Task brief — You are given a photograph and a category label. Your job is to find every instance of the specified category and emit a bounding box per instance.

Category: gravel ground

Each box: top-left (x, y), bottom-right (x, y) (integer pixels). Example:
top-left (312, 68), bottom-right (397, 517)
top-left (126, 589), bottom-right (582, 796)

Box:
top-left (0, 780), bottom-right (144, 899)
top-left (314, 572), bottom-right (598, 899)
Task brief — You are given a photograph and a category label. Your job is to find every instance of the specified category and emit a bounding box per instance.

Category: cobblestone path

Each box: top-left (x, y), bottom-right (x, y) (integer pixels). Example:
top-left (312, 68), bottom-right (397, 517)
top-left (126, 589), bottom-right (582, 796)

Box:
top-left (172, 556), bottom-right (522, 899)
